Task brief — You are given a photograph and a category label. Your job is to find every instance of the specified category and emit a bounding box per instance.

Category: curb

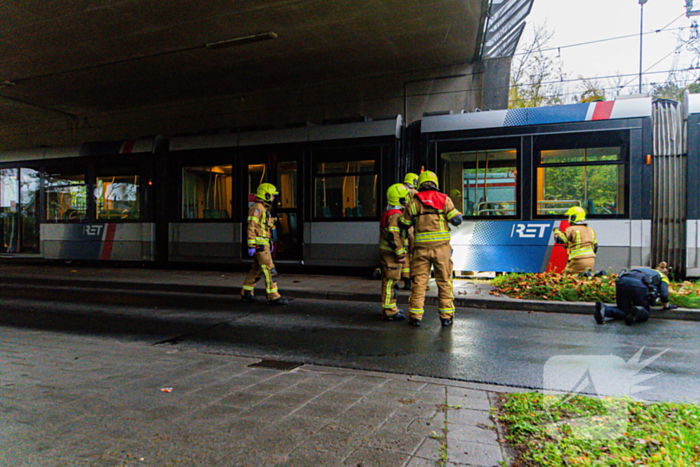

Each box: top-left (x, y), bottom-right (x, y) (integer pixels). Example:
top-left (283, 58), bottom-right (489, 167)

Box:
top-left (1, 275), bottom-right (698, 322)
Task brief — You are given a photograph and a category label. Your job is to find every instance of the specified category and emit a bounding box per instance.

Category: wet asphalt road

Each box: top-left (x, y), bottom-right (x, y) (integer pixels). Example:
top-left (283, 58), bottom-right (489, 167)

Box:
top-left (0, 288), bottom-right (698, 403)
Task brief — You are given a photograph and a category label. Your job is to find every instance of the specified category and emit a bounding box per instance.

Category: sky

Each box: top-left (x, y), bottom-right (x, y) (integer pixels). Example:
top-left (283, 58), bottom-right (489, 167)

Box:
top-left (517, 0), bottom-right (699, 100)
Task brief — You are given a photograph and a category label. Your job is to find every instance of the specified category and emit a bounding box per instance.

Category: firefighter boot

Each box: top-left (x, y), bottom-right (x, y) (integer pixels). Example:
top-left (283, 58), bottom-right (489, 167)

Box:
top-left (383, 309), bottom-right (406, 321)
top-left (409, 317), bottom-right (421, 327)
top-left (440, 317), bottom-right (453, 327)
top-left (241, 290), bottom-right (256, 302)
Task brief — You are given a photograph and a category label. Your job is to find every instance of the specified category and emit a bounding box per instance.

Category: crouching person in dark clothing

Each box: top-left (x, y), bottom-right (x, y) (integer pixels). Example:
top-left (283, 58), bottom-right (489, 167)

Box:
top-left (594, 262), bottom-right (677, 326)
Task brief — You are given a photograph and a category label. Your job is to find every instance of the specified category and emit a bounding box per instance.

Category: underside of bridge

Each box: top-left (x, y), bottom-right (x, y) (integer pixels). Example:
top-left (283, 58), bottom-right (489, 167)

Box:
top-left (0, 0), bottom-right (532, 150)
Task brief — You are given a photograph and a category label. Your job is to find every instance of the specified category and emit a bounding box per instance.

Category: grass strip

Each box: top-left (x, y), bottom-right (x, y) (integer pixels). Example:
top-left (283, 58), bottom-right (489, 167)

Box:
top-left (494, 392), bottom-right (700, 466)
top-left (490, 272), bottom-right (700, 308)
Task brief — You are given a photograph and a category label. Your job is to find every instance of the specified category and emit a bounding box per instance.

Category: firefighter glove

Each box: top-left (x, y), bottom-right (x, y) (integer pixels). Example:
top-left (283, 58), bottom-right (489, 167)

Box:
top-left (247, 247), bottom-right (256, 257)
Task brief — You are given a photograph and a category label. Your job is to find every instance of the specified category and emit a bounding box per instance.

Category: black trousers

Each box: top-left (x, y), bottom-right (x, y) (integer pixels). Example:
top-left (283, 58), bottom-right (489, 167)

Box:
top-left (602, 274), bottom-right (650, 323)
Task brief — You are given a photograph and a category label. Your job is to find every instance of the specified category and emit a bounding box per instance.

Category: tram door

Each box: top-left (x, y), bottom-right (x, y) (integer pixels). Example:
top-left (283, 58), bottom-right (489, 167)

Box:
top-left (246, 157), bottom-right (302, 262)
top-left (0, 168), bottom-right (40, 255)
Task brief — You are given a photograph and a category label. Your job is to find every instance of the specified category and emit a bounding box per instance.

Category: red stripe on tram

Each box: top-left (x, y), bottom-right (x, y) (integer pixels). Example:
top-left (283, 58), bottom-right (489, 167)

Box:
top-left (101, 224), bottom-right (117, 260)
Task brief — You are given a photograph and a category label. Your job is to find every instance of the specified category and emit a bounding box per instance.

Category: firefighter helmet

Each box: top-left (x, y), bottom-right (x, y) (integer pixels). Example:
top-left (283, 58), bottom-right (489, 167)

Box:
top-left (565, 206), bottom-right (586, 224)
top-left (256, 183), bottom-right (279, 202)
top-left (403, 173), bottom-right (419, 188)
top-left (417, 171), bottom-right (439, 189)
top-left (387, 183), bottom-right (410, 206)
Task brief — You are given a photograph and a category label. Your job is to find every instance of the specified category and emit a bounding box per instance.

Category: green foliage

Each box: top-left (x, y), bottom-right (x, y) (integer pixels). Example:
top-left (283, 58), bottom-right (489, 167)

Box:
top-left (653, 82), bottom-right (687, 101)
top-left (574, 77), bottom-right (606, 103)
top-left (540, 163), bottom-right (620, 215)
top-left (490, 272), bottom-right (698, 307)
top-left (496, 392), bottom-right (700, 466)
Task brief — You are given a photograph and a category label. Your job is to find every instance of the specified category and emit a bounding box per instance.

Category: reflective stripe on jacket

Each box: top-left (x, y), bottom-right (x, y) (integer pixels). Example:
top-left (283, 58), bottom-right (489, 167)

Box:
top-left (398, 190), bottom-right (461, 249)
top-left (247, 200), bottom-right (274, 247)
top-left (557, 224), bottom-right (596, 259)
top-left (380, 208), bottom-right (406, 256)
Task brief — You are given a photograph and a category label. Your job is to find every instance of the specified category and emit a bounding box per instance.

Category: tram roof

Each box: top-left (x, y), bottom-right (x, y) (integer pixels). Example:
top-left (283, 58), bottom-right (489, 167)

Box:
top-left (0, 138), bottom-right (160, 163)
top-left (421, 97), bottom-right (654, 134)
top-left (169, 116), bottom-right (402, 151)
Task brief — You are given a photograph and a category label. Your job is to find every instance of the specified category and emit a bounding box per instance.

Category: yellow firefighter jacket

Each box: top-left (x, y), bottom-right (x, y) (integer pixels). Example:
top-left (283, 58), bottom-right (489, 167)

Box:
top-left (554, 223), bottom-right (597, 259)
top-left (380, 208), bottom-right (406, 258)
top-left (247, 199), bottom-right (275, 248)
top-left (398, 189), bottom-right (461, 249)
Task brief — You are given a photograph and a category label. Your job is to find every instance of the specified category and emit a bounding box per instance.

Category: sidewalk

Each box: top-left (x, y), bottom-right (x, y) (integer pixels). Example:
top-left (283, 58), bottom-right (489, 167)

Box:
top-left (0, 259), bottom-right (697, 321)
top-left (1, 322), bottom-right (518, 466)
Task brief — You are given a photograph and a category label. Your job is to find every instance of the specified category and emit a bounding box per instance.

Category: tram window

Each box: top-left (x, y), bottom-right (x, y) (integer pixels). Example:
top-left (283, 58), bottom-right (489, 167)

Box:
top-left (45, 172), bottom-right (87, 222)
top-left (276, 161), bottom-right (297, 209)
top-left (314, 160), bottom-right (376, 218)
top-left (441, 149), bottom-right (518, 217)
top-left (182, 165), bottom-right (233, 220)
top-left (541, 147), bottom-right (622, 164)
top-left (247, 163), bottom-right (267, 203)
top-left (536, 146), bottom-right (625, 216)
top-left (95, 174), bottom-right (140, 220)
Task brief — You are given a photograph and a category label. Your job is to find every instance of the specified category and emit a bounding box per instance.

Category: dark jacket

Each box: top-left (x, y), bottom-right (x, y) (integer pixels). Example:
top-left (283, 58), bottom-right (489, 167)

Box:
top-left (619, 268), bottom-right (670, 305)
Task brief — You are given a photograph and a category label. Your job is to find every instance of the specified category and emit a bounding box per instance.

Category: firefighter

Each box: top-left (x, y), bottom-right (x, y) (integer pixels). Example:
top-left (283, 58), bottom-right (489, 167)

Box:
top-left (401, 173), bottom-right (419, 290)
top-left (553, 206), bottom-right (597, 274)
top-left (399, 171), bottom-right (463, 327)
top-left (594, 262), bottom-right (678, 326)
top-left (379, 183), bottom-right (411, 321)
top-left (240, 183), bottom-right (289, 306)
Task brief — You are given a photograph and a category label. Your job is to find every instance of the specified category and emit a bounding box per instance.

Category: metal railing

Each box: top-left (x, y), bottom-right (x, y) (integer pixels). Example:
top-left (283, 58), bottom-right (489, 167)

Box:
top-left (536, 199), bottom-right (581, 215)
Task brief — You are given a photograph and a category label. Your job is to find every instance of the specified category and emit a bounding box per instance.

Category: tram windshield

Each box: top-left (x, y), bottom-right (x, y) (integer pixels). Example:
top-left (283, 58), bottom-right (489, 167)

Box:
top-left (441, 148), bottom-right (518, 217)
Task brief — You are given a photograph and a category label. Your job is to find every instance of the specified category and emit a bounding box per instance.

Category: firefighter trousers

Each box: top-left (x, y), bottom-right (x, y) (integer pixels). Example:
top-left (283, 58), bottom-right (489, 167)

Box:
top-left (401, 233), bottom-right (414, 281)
top-left (380, 252), bottom-right (402, 317)
top-left (409, 243), bottom-right (454, 320)
top-left (564, 256), bottom-right (595, 274)
top-left (241, 245), bottom-right (281, 301)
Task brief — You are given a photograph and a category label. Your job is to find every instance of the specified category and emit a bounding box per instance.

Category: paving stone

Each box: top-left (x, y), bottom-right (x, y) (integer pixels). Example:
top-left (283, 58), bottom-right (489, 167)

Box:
top-left (446, 407), bottom-right (494, 427)
top-left (447, 438), bottom-right (504, 466)
top-left (447, 394), bottom-right (492, 411)
top-left (280, 446), bottom-right (345, 467)
top-left (308, 424), bottom-right (366, 457)
top-left (412, 436), bottom-right (445, 461)
top-left (0, 326), bottom-right (506, 467)
top-left (361, 426), bottom-right (429, 454)
top-left (341, 446), bottom-right (414, 467)
top-left (447, 424), bottom-right (500, 446)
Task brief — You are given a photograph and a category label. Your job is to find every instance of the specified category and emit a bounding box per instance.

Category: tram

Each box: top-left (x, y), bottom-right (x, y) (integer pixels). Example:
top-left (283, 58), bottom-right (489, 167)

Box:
top-left (1, 94), bottom-right (699, 276)
top-left (415, 94), bottom-right (700, 277)
top-left (0, 117), bottom-right (401, 268)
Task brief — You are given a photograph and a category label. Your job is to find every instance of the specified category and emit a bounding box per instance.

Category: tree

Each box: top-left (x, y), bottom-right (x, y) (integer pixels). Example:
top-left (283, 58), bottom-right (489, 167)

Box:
top-left (575, 77), bottom-right (606, 103)
top-left (652, 82), bottom-right (686, 101)
top-left (509, 23), bottom-right (566, 108)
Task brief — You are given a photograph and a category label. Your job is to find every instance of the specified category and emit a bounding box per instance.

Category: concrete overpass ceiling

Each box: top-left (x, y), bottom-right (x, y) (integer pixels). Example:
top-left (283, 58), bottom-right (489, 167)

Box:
top-left (0, 0), bottom-right (486, 128)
